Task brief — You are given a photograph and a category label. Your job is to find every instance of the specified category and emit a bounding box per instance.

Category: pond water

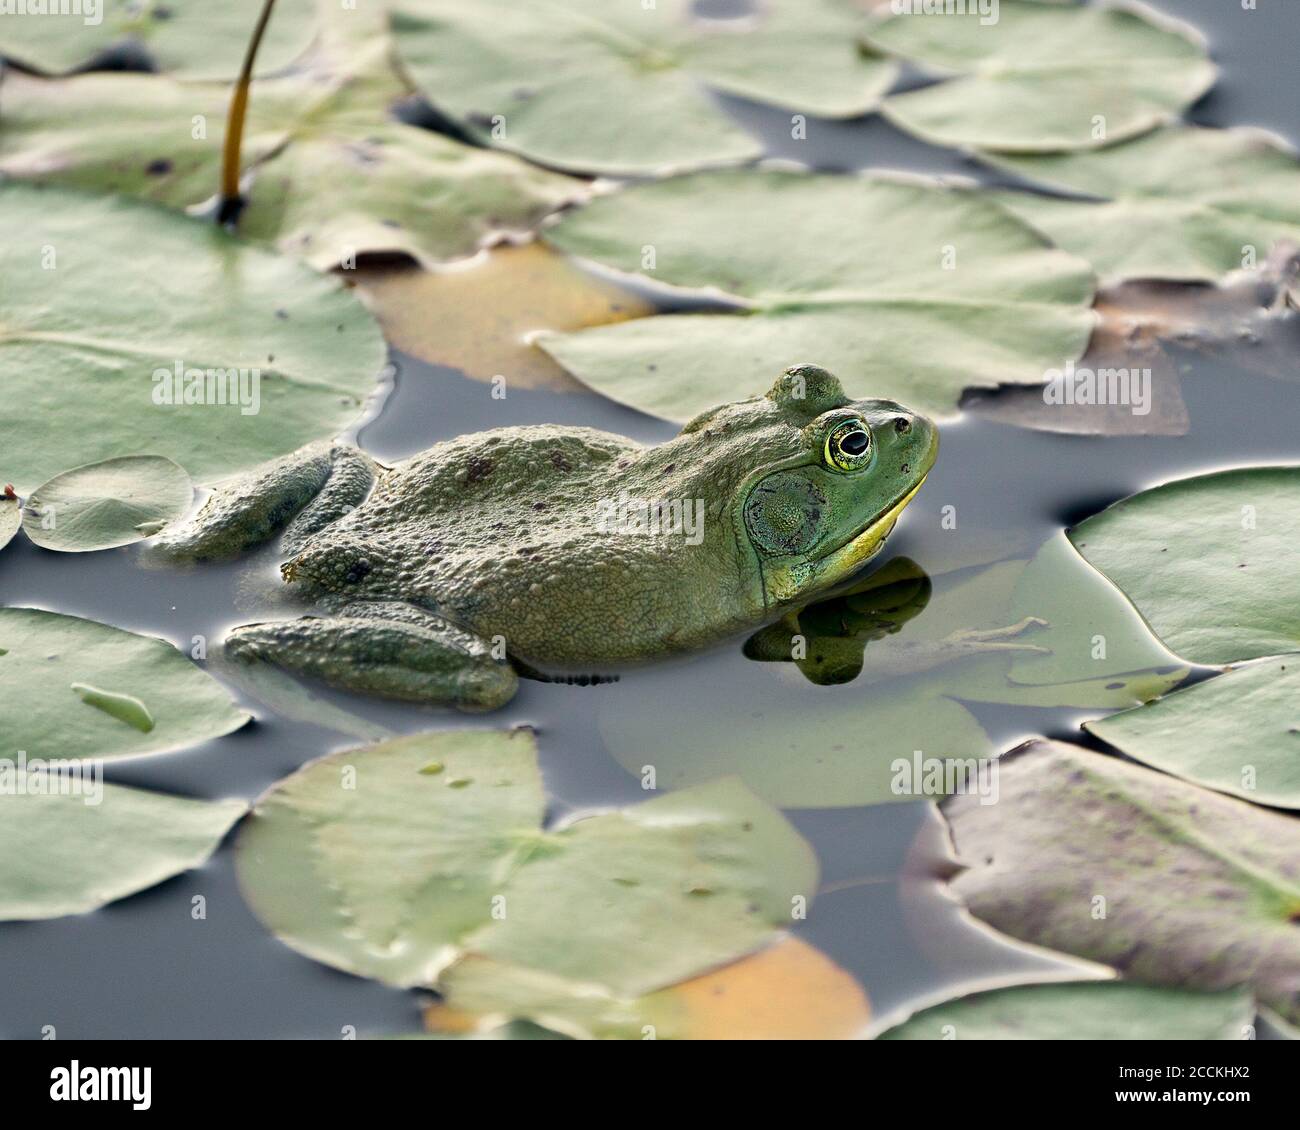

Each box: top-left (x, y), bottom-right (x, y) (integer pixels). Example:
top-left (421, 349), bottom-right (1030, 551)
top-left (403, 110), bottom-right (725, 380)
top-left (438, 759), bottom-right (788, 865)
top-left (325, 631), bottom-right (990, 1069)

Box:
top-left (1, 0), bottom-right (1297, 1038)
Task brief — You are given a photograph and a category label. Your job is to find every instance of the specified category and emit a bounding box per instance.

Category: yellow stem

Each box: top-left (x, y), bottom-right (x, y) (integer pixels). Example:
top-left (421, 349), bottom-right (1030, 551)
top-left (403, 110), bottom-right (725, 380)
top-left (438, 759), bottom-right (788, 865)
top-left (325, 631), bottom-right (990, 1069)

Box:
top-left (219, 0), bottom-right (279, 222)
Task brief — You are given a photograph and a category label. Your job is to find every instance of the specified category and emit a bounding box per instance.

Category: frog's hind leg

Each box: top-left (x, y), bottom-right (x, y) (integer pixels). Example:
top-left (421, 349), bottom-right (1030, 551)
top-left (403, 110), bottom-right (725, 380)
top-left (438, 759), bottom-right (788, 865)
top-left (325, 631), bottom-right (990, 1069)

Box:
top-left (224, 601), bottom-right (518, 712)
top-left (151, 442), bottom-right (377, 562)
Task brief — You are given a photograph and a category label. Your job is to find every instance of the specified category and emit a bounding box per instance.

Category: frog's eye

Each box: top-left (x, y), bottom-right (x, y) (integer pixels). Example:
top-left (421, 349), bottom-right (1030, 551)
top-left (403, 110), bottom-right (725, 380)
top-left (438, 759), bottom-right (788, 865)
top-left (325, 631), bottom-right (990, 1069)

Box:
top-left (824, 418), bottom-right (872, 472)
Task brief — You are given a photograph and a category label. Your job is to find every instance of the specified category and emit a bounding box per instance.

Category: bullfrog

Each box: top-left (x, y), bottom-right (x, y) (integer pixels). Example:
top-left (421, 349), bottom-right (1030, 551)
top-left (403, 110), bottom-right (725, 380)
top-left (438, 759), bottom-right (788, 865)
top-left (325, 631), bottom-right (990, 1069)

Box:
top-left (154, 365), bottom-right (937, 710)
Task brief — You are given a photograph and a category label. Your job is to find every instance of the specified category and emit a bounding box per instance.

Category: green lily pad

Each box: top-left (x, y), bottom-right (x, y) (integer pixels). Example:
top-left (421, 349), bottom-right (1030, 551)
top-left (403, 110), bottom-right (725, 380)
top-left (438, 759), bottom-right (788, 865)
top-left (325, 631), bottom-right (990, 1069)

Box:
top-left (866, 0), bottom-right (1215, 153)
top-left (876, 981), bottom-right (1254, 1041)
top-left (944, 739), bottom-right (1300, 1027)
top-left (541, 169), bottom-right (1095, 420)
top-left (990, 127), bottom-right (1300, 283)
top-left (0, 490), bottom-right (19, 552)
top-left (0, 39), bottom-right (585, 271)
top-left (0, 184), bottom-right (385, 493)
top-left (0, 774), bottom-right (245, 921)
top-left (236, 729), bottom-right (817, 1013)
top-left (1088, 658), bottom-right (1300, 810)
top-left (0, 607), bottom-right (250, 762)
top-left (1069, 467), bottom-right (1300, 665)
top-left (22, 455), bottom-right (192, 552)
top-left (0, 0), bottom-right (320, 79)
top-left (0, 776), bottom-right (245, 921)
top-left (391, 0), bottom-right (898, 175)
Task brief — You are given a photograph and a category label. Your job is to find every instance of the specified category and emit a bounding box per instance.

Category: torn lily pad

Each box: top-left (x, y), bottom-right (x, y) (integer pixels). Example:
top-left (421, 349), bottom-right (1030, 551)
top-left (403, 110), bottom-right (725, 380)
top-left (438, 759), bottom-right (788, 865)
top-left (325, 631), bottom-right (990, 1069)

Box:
top-left (542, 169), bottom-right (1095, 420)
top-left (866, 0), bottom-right (1215, 152)
top-left (22, 455), bottom-right (192, 553)
top-left (0, 184), bottom-right (385, 493)
top-left (876, 981), bottom-right (1254, 1041)
top-left (943, 739), bottom-right (1300, 1026)
top-left (391, 0), bottom-right (898, 175)
top-left (0, 607), bottom-right (250, 762)
top-left (235, 729), bottom-right (817, 1033)
top-left (0, 39), bottom-right (585, 272)
top-left (1069, 467), bottom-right (1300, 665)
top-left (1088, 658), bottom-right (1300, 810)
top-left (0, 0), bottom-right (321, 79)
top-left (0, 775), bottom-right (246, 921)
top-left (989, 127), bottom-right (1300, 283)
top-left (0, 487), bottom-right (20, 552)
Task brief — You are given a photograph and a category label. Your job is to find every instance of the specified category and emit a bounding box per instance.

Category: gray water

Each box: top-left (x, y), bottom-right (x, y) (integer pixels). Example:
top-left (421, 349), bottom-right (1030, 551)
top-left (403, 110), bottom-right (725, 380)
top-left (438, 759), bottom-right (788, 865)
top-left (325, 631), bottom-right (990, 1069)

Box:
top-left (1, 0), bottom-right (1297, 1038)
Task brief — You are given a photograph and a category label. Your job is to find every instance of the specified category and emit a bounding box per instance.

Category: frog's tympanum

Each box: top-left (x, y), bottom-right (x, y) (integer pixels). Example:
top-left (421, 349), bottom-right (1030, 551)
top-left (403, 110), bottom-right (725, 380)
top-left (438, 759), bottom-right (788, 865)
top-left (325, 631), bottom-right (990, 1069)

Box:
top-left (155, 365), bottom-right (937, 710)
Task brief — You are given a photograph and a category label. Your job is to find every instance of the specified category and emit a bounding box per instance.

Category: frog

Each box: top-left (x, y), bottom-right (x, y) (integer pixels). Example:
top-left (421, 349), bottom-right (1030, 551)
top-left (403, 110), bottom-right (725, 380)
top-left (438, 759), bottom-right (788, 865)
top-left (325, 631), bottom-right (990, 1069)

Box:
top-left (153, 364), bottom-right (938, 711)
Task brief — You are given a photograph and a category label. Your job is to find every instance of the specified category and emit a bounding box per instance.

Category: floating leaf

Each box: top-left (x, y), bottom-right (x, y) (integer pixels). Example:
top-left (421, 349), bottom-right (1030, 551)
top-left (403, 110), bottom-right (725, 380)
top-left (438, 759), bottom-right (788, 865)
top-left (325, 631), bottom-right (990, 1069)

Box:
top-left (354, 244), bottom-right (655, 392)
top-left (0, 774), bottom-right (246, 921)
top-left (21, 455), bottom-right (192, 552)
top-left (391, 0), bottom-right (898, 175)
top-left (236, 729), bottom-right (817, 1027)
top-left (0, 490), bottom-right (19, 552)
top-left (541, 170), bottom-right (1095, 420)
top-left (1069, 467), bottom-right (1300, 665)
top-left (0, 40), bottom-right (585, 272)
top-left (0, 0), bottom-right (321, 79)
top-left (0, 184), bottom-right (385, 493)
top-left (0, 607), bottom-right (250, 762)
top-left (943, 740), bottom-right (1300, 1026)
top-left (1088, 658), bottom-right (1300, 810)
top-left (877, 981), bottom-right (1254, 1041)
top-left (989, 127), bottom-right (1300, 283)
top-left (866, 0), bottom-right (1215, 153)
top-left (433, 936), bottom-right (869, 1040)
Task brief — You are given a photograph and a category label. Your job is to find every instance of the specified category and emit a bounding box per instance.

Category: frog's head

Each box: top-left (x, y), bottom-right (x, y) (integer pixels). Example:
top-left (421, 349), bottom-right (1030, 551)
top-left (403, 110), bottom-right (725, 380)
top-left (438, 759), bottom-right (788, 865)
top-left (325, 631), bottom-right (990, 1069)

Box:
top-left (689, 364), bottom-right (937, 610)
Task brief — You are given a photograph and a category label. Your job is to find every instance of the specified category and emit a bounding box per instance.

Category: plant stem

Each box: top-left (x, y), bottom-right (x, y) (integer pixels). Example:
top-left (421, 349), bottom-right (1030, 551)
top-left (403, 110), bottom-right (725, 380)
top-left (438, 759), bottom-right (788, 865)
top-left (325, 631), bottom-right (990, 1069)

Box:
top-left (218, 0), bottom-right (279, 226)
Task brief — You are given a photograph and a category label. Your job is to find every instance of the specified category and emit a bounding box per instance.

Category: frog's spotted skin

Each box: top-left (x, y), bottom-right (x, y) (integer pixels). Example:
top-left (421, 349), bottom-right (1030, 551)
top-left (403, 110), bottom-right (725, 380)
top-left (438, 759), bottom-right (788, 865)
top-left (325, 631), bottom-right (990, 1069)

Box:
top-left (156, 366), bottom-right (937, 710)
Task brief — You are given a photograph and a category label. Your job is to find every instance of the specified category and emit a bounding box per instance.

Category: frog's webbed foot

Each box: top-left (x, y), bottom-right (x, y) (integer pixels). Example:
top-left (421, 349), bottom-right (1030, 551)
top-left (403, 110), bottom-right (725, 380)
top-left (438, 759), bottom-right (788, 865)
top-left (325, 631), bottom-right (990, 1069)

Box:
top-left (149, 442), bottom-right (376, 563)
top-left (223, 600), bottom-right (517, 712)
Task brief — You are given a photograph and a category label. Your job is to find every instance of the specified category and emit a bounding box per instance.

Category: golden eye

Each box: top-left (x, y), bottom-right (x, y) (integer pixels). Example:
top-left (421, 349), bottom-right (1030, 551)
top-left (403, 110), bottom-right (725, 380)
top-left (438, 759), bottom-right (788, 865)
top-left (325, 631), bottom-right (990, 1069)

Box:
top-left (825, 418), bottom-right (872, 472)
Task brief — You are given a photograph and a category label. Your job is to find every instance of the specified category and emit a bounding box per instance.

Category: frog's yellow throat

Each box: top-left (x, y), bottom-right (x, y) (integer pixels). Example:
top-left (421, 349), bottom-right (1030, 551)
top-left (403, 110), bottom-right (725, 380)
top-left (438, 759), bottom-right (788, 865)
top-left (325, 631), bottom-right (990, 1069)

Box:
top-left (760, 477), bottom-right (927, 606)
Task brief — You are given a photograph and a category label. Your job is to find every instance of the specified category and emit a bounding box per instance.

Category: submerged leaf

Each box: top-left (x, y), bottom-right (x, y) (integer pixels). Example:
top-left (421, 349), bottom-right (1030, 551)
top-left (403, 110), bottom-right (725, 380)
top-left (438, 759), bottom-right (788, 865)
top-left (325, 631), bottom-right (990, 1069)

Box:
top-left (542, 169), bottom-right (1095, 420)
top-left (1088, 658), bottom-right (1300, 810)
top-left (0, 608), bottom-right (250, 762)
top-left (867, 0), bottom-right (1215, 152)
top-left (943, 740), bottom-right (1300, 1026)
top-left (22, 456), bottom-right (192, 552)
top-left (0, 0), bottom-right (321, 79)
top-left (391, 0), bottom-right (898, 175)
top-left (0, 184), bottom-right (385, 493)
top-left (0, 775), bottom-right (246, 921)
top-left (1069, 466), bottom-right (1300, 665)
top-left (877, 981), bottom-right (1254, 1041)
top-left (0, 39), bottom-right (585, 272)
top-left (990, 127), bottom-right (1300, 283)
top-left (236, 728), bottom-right (817, 1036)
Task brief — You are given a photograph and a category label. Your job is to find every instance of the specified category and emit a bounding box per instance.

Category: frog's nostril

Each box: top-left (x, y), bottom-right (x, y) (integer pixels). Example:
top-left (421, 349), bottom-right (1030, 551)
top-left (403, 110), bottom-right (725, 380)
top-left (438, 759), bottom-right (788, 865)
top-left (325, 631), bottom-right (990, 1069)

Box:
top-left (893, 417), bottom-right (911, 435)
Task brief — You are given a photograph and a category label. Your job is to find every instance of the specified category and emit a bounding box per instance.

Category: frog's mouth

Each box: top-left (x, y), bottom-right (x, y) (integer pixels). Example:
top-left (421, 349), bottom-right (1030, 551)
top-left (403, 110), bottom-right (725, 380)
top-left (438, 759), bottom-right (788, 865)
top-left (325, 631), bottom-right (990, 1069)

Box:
top-left (759, 476), bottom-right (928, 607)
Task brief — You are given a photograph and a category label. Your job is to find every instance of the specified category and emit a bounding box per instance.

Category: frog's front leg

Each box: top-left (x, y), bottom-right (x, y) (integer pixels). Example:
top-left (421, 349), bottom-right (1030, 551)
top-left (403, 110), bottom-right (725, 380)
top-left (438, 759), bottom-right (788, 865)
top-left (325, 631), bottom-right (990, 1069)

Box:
top-left (223, 601), bottom-right (518, 712)
top-left (150, 442), bottom-right (377, 562)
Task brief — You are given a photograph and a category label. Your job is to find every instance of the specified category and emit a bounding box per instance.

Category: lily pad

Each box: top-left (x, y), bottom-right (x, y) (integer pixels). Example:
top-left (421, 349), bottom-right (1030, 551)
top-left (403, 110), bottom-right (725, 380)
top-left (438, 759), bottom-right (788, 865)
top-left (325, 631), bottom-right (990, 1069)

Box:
top-left (0, 774), bottom-right (246, 921)
top-left (391, 0), bottom-right (898, 175)
top-left (943, 739), bottom-right (1300, 1026)
top-left (541, 169), bottom-right (1095, 420)
top-left (0, 607), bottom-right (250, 762)
top-left (877, 981), bottom-right (1254, 1041)
top-left (0, 489), bottom-right (20, 552)
top-left (1088, 658), bottom-right (1300, 810)
top-left (1069, 466), bottom-right (1300, 665)
top-left (866, 0), bottom-right (1215, 153)
top-left (22, 455), bottom-right (192, 552)
top-left (236, 729), bottom-right (817, 1015)
top-left (0, 39), bottom-right (585, 272)
top-left (989, 127), bottom-right (1300, 283)
top-left (0, 183), bottom-right (385, 493)
top-left (0, 0), bottom-right (320, 79)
